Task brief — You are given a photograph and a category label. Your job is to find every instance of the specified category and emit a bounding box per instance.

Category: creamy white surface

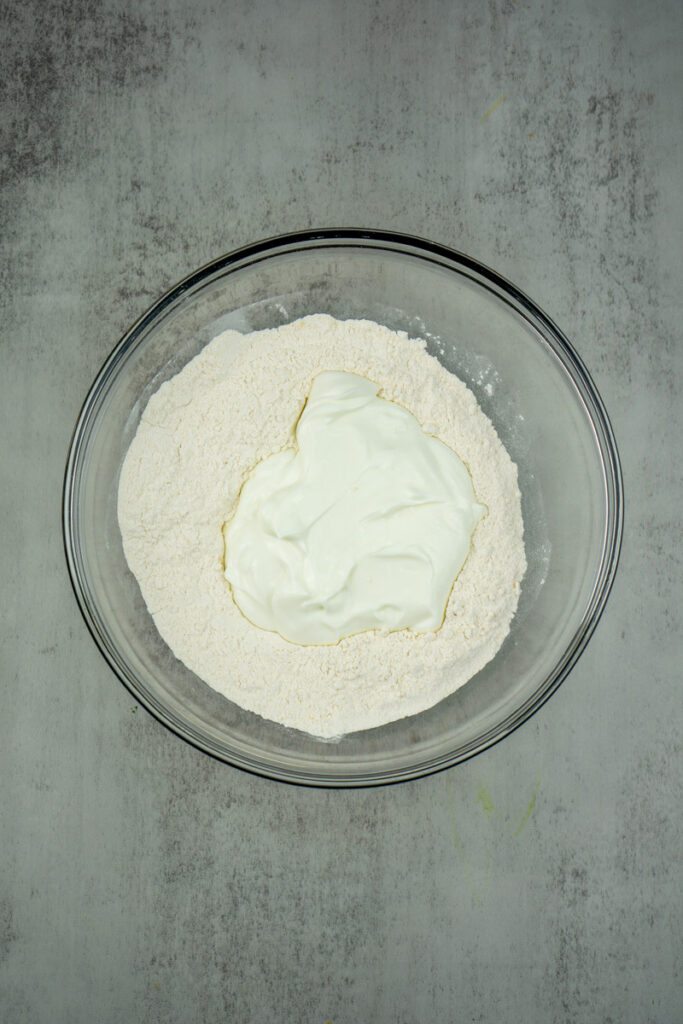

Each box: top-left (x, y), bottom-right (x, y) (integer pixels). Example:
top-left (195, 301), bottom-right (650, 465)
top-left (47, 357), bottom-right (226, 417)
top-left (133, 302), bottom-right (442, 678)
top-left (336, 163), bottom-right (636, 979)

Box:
top-left (223, 371), bottom-right (486, 645)
top-left (118, 315), bottom-right (526, 738)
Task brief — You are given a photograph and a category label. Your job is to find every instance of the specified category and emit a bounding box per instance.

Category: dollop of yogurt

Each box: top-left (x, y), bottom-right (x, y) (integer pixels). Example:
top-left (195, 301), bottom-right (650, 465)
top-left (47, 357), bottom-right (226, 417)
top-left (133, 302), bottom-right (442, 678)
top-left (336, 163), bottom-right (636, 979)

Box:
top-left (223, 371), bottom-right (485, 645)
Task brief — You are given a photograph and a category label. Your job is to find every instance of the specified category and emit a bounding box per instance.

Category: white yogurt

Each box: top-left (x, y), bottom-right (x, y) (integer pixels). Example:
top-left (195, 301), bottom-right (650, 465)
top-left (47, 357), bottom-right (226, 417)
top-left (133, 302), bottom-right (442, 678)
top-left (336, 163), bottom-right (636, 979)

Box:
top-left (223, 371), bottom-right (486, 645)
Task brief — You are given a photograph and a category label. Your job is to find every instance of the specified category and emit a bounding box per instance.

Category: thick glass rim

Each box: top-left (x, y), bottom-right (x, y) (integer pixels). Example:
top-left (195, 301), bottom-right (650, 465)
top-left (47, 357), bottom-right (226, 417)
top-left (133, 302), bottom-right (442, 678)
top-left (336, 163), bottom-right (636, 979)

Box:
top-left (63, 228), bottom-right (624, 786)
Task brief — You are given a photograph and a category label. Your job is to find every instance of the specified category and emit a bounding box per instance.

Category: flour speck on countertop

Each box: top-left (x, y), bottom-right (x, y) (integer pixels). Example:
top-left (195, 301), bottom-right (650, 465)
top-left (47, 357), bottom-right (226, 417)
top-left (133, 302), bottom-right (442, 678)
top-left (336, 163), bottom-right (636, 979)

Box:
top-left (117, 316), bottom-right (526, 737)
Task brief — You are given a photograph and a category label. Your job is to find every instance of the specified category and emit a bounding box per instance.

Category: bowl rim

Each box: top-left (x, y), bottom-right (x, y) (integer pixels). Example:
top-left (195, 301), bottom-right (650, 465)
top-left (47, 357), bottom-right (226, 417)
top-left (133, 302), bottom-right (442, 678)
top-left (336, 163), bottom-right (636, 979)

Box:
top-left (63, 227), bottom-right (624, 786)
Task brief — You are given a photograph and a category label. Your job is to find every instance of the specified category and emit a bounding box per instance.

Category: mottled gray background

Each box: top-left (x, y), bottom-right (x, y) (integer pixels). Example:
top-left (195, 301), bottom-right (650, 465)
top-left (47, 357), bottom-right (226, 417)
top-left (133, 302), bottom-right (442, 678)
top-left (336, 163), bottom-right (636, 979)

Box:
top-left (1, 0), bottom-right (680, 1021)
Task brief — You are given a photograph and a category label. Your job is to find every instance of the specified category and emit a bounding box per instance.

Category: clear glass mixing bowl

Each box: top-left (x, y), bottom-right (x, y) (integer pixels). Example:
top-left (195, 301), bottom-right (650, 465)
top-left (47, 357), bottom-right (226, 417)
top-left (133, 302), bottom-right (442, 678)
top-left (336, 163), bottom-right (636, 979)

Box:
top-left (63, 230), bottom-right (623, 785)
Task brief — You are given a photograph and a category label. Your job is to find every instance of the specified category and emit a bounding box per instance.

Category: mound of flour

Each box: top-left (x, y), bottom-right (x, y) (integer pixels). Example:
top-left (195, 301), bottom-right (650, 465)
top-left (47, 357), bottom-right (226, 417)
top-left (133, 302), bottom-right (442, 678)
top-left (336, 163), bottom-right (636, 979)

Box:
top-left (118, 315), bottom-right (526, 737)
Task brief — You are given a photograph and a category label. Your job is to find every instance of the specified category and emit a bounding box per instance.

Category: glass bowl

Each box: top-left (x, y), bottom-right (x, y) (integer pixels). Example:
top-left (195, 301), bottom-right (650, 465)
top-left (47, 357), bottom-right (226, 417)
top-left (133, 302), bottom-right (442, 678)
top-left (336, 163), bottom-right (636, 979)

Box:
top-left (63, 229), bottom-right (623, 786)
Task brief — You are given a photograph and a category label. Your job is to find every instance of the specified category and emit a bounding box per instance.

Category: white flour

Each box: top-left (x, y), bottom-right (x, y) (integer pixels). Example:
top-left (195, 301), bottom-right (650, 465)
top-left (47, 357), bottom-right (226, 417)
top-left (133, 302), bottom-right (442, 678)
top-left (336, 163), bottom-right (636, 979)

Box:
top-left (118, 316), bottom-right (526, 737)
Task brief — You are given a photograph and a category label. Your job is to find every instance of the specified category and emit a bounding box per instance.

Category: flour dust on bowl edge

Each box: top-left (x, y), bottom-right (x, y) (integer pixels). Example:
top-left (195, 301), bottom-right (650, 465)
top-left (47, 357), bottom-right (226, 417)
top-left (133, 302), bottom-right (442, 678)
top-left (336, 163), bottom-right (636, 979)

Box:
top-left (63, 229), bottom-right (623, 786)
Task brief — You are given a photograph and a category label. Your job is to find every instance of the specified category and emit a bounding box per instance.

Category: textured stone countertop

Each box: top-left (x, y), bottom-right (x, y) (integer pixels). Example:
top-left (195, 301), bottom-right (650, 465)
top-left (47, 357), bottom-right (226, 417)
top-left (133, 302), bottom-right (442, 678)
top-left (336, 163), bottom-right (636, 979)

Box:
top-left (1, 2), bottom-right (680, 1022)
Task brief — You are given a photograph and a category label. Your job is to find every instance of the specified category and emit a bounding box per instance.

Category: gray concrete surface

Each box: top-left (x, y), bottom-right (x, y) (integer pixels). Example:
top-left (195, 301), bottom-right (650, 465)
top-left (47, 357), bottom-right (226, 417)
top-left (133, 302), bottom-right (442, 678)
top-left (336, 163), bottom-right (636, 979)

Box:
top-left (1, 1), bottom-right (681, 1021)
